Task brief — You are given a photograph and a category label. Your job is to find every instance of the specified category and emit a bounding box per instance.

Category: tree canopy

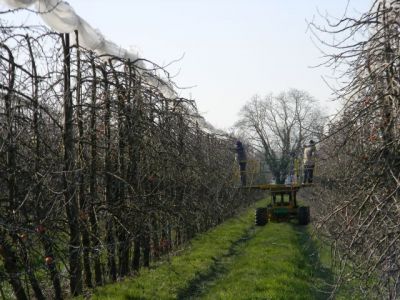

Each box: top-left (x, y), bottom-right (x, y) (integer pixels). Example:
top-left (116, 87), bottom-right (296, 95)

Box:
top-left (236, 88), bottom-right (324, 183)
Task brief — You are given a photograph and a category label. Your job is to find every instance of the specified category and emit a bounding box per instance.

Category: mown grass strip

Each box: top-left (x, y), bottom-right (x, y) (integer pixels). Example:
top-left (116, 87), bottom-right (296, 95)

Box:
top-left (309, 232), bottom-right (368, 300)
top-left (83, 199), bottom-right (267, 300)
top-left (199, 223), bottom-right (333, 300)
top-left (176, 225), bottom-right (256, 299)
top-left (83, 199), bottom-right (338, 300)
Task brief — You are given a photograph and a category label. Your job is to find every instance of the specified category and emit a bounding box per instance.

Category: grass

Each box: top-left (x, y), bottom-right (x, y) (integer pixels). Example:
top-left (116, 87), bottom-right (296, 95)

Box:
top-left (309, 233), bottom-right (370, 300)
top-left (82, 200), bottom-right (261, 300)
top-left (198, 223), bottom-right (333, 300)
top-left (82, 199), bottom-right (335, 300)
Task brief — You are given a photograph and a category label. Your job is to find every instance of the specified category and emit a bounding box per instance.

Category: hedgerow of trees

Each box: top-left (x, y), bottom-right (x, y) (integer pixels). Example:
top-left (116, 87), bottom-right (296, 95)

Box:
top-left (310, 0), bottom-right (400, 298)
top-left (0, 20), bottom-right (259, 299)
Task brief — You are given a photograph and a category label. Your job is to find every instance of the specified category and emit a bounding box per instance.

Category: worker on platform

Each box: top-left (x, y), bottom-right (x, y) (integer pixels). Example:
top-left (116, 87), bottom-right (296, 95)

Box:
top-left (235, 140), bottom-right (247, 186)
top-left (303, 140), bottom-right (316, 184)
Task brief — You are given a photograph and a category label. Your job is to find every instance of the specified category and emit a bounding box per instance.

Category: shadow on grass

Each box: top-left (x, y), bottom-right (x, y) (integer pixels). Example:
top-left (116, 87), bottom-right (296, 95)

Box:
top-left (292, 223), bottom-right (335, 300)
top-left (175, 226), bottom-right (255, 300)
top-left (124, 296), bottom-right (145, 300)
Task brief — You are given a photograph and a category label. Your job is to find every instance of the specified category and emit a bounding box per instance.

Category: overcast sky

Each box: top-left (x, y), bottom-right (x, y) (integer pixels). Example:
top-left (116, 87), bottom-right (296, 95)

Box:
top-left (2, 0), bottom-right (370, 130)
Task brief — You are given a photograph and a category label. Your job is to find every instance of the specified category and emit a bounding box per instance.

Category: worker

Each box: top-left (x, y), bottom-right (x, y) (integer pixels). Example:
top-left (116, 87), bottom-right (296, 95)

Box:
top-left (303, 140), bottom-right (316, 184)
top-left (235, 140), bottom-right (247, 186)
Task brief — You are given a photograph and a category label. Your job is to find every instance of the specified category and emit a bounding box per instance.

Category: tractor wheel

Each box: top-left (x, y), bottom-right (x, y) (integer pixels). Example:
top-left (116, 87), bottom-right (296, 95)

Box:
top-left (298, 206), bottom-right (310, 225)
top-left (255, 207), bottom-right (268, 226)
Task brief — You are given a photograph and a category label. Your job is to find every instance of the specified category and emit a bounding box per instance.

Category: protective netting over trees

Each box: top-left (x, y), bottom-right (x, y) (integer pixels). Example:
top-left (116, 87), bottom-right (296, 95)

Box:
top-left (0, 12), bottom-right (259, 300)
top-left (0, 0), bottom-right (175, 98)
top-left (1, 0), bottom-right (140, 59)
top-left (310, 0), bottom-right (400, 298)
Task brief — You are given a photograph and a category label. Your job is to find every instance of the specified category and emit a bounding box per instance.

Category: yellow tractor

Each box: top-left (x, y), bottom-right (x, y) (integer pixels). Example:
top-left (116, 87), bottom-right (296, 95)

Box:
top-left (253, 184), bottom-right (310, 226)
top-left (235, 155), bottom-right (312, 226)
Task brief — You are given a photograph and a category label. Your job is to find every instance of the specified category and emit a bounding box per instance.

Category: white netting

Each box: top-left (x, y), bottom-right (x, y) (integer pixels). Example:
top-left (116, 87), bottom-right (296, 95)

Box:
top-left (1, 0), bottom-right (34, 8)
top-left (0, 0), bottom-right (175, 98)
top-left (37, 0), bottom-right (79, 32)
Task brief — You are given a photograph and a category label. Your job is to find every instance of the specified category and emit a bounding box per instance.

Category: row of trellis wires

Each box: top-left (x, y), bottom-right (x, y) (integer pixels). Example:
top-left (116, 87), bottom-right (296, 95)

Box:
top-left (0, 24), bottom-right (255, 299)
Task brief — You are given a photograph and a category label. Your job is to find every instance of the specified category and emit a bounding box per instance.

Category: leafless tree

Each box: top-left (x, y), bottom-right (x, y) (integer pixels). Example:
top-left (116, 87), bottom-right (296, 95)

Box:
top-left (236, 89), bottom-right (324, 184)
top-left (309, 0), bottom-right (400, 298)
top-left (0, 14), bottom-right (263, 299)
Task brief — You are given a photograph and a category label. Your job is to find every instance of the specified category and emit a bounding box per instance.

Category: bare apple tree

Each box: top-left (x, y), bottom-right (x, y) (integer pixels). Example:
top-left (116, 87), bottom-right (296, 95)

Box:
top-left (0, 14), bottom-right (262, 300)
top-left (309, 0), bottom-right (400, 298)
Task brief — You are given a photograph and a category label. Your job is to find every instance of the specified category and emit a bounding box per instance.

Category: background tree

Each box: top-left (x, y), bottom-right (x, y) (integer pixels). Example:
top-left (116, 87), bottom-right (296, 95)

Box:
top-left (236, 88), bottom-right (324, 184)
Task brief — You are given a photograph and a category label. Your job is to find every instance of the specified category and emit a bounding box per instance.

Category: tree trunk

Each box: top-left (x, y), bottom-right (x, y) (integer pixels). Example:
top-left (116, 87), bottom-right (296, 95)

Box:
top-left (62, 33), bottom-right (82, 296)
top-left (110, 63), bottom-right (130, 277)
top-left (1, 44), bottom-right (28, 300)
top-left (132, 235), bottom-right (141, 272)
top-left (142, 227), bottom-right (151, 268)
top-left (75, 31), bottom-right (93, 289)
top-left (89, 57), bottom-right (103, 286)
top-left (102, 66), bottom-right (117, 281)
top-left (25, 34), bottom-right (46, 300)
top-left (0, 235), bottom-right (27, 300)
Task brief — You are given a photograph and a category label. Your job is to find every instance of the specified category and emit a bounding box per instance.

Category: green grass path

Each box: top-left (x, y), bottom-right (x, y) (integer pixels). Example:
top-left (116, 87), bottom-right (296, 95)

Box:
top-left (85, 199), bottom-right (334, 300)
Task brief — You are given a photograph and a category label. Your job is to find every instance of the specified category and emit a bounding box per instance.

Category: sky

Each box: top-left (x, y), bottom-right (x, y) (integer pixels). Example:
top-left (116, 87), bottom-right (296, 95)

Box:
top-left (1, 0), bottom-right (370, 130)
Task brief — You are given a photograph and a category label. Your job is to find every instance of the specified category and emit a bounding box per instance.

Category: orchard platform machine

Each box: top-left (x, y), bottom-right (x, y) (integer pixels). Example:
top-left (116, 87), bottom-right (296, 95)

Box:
top-left (237, 159), bottom-right (312, 226)
top-left (249, 183), bottom-right (311, 226)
